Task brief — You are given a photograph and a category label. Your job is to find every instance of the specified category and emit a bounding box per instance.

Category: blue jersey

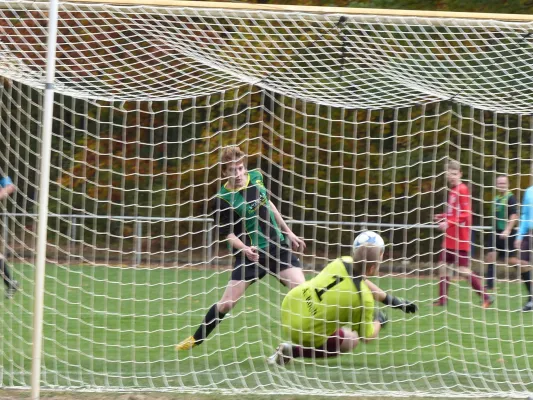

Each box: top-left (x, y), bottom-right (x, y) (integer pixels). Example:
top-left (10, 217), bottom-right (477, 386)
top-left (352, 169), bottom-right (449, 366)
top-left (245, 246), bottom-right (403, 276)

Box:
top-left (518, 186), bottom-right (533, 240)
top-left (0, 177), bottom-right (13, 188)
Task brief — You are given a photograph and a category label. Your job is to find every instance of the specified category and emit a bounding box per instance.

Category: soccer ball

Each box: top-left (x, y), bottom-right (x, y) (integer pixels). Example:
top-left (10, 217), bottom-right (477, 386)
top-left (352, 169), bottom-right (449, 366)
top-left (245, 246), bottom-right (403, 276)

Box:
top-left (353, 231), bottom-right (385, 253)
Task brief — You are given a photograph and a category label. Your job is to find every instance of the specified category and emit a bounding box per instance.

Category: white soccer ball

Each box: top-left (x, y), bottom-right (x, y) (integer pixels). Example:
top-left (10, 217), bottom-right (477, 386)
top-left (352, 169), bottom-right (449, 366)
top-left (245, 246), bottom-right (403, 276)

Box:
top-left (353, 231), bottom-right (385, 254)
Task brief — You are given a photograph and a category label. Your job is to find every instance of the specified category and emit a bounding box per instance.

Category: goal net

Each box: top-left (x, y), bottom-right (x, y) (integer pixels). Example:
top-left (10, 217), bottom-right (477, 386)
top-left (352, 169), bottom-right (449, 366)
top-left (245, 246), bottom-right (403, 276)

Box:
top-left (1, 0), bottom-right (533, 397)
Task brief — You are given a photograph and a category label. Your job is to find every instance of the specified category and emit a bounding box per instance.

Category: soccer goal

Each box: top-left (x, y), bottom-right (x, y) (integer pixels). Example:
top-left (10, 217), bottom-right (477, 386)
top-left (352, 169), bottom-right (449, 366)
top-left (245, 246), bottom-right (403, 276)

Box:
top-left (1, 0), bottom-right (533, 398)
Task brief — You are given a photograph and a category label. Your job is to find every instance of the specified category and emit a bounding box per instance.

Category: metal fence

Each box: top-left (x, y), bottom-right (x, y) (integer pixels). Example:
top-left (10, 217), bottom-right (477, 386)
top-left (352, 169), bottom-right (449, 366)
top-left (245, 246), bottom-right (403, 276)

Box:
top-left (0, 213), bottom-right (493, 266)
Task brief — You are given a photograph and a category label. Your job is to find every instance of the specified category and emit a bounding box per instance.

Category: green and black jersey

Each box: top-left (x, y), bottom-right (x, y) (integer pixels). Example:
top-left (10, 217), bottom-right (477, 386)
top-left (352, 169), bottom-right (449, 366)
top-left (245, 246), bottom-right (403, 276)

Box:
top-left (213, 169), bottom-right (284, 250)
top-left (494, 192), bottom-right (518, 233)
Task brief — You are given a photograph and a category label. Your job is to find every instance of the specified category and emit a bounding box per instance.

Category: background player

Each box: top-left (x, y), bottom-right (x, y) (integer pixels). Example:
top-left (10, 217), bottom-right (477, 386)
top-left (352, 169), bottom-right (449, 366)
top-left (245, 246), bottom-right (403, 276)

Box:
top-left (433, 160), bottom-right (493, 307)
top-left (0, 174), bottom-right (18, 298)
top-left (484, 175), bottom-right (519, 291)
top-left (267, 234), bottom-right (417, 365)
top-left (176, 146), bottom-right (307, 350)
top-left (514, 178), bottom-right (533, 312)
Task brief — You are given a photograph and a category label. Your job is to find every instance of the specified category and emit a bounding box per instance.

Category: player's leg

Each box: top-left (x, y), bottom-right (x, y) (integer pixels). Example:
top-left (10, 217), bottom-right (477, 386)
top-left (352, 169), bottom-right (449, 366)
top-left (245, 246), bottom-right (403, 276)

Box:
top-left (484, 250), bottom-right (497, 291)
top-left (176, 279), bottom-right (253, 350)
top-left (270, 243), bottom-right (305, 289)
top-left (279, 267), bottom-right (305, 289)
top-left (434, 249), bottom-right (450, 306)
top-left (338, 329), bottom-right (360, 352)
top-left (517, 261), bottom-right (533, 311)
top-left (484, 232), bottom-right (497, 291)
top-left (507, 234), bottom-right (520, 269)
top-left (456, 250), bottom-right (492, 307)
top-left (268, 328), bottom-right (357, 366)
top-left (518, 236), bottom-right (533, 311)
top-left (176, 255), bottom-right (262, 350)
top-left (268, 310), bottom-right (388, 366)
top-left (0, 253), bottom-right (18, 298)
top-left (297, 329), bottom-right (350, 359)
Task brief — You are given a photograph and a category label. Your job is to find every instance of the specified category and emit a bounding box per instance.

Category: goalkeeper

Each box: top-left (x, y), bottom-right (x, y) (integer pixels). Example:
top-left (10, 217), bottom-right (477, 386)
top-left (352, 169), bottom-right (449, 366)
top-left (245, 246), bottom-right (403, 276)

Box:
top-left (267, 242), bottom-right (417, 366)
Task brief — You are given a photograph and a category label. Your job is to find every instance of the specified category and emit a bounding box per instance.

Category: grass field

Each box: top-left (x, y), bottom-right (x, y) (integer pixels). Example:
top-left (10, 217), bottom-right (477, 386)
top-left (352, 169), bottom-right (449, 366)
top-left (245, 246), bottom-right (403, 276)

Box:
top-left (2, 263), bottom-right (533, 399)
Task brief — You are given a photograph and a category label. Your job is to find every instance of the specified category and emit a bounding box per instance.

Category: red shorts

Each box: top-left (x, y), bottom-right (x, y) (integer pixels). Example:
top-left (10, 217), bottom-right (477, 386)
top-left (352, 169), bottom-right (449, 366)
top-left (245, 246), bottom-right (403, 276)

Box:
top-left (321, 329), bottom-right (345, 353)
top-left (440, 249), bottom-right (470, 267)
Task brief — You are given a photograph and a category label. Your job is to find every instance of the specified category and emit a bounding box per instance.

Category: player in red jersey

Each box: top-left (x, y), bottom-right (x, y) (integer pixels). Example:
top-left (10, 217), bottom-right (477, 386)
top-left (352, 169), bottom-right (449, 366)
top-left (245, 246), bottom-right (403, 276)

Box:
top-left (433, 160), bottom-right (493, 308)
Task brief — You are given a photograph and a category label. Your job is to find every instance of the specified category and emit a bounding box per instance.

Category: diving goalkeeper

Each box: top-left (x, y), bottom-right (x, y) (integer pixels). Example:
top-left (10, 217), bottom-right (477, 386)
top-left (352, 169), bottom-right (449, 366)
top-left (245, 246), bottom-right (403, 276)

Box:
top-left (267, 241), bottom-right (417, 365)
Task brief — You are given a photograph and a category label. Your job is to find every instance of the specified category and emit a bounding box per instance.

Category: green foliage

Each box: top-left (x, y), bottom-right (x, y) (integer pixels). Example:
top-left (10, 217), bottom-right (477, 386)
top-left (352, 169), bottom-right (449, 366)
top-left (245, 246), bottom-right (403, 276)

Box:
top-left (2, 2), bottom-right (533, 255)
top-left (253, 0), bottom-right (533, 14)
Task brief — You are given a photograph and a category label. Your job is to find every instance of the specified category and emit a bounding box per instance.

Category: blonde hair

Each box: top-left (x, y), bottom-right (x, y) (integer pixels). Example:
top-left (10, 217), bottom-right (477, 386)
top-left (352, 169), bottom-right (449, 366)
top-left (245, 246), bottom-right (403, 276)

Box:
top-left (352, 244), bottom-right (382, 276)
top-left (220, 146), bottom-right (246, 172)
top-left (446, 159), bottom-right (461, 172)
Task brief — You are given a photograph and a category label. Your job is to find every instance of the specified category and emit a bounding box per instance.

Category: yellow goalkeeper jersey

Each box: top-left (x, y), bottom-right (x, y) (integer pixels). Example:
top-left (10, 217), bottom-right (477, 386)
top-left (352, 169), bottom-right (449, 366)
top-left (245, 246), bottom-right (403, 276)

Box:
top-left (280, 256), bottom-right (375, 348)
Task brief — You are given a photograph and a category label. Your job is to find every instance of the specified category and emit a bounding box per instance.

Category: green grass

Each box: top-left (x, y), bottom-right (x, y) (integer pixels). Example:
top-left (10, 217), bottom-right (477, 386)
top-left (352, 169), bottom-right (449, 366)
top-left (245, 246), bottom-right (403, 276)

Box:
top-left (2, 264), bottom-right (533, 398)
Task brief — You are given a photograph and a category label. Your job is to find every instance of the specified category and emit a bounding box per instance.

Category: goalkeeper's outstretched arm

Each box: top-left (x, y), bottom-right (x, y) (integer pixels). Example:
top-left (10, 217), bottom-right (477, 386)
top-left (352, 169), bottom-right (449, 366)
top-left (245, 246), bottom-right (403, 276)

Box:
top-left (365, 279), bottom-right (418, 313)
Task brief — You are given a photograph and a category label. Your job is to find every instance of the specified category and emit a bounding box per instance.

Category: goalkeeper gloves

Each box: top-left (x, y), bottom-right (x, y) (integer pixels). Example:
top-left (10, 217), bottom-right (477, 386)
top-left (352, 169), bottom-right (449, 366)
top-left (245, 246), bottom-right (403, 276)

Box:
top-left (383, 294), bottom-right (418, 314)
top-left (374, 309), bottom-right (388, 327)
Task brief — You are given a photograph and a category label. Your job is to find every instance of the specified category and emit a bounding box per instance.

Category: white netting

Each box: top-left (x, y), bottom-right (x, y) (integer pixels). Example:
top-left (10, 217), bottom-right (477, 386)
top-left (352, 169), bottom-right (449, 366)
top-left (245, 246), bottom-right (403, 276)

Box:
top-left (1, 1), bottom-right (533, 398)
top-left (1, 1), bottom-right (533, 110)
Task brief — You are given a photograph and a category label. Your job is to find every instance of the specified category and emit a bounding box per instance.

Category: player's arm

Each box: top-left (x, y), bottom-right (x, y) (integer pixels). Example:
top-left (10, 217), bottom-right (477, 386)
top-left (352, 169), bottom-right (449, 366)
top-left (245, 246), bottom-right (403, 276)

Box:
top-left (269, 200), bottom-right (306, 251)
top-left (214, 197), bottom-right (258, 261)
top-left (0, 177), bottom-right (16, 201)
top-left (365, 279), bottom-right (417, 313)
top-left (226, 233), bottom-right (259, 261)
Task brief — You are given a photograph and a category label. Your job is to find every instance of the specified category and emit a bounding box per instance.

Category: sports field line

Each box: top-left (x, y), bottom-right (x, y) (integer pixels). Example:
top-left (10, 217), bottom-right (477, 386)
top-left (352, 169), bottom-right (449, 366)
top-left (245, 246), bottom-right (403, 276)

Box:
top-left (1, 369), bottom-right (527, 378)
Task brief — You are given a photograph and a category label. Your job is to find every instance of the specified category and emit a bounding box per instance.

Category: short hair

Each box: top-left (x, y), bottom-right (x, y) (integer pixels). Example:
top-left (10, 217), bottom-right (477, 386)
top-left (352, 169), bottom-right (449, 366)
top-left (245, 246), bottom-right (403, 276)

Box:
top-left (220, 146), bottom-right (246, 171)
top-left (352, 244), bottom-right (382, 276)
top-left (447, 159), bottom-right (461, 172)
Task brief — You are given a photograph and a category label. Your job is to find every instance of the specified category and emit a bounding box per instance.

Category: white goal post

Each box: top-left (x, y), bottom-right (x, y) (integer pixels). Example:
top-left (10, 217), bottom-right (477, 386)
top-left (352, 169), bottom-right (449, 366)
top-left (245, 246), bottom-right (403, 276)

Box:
top-left (1, 0), bottom-right (533, 398)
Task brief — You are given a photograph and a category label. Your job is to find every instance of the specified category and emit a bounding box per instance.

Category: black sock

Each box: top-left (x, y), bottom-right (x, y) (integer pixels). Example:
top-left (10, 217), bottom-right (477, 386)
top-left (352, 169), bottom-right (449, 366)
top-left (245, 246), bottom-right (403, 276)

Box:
top-left (0, 259), bottom-right (13, 288)
top-left (193, 304), bottom-right (227, 344)
top-left (485, 264), bottom-right (495, 289)
top-left (521, 271), bottom-right (532, 302)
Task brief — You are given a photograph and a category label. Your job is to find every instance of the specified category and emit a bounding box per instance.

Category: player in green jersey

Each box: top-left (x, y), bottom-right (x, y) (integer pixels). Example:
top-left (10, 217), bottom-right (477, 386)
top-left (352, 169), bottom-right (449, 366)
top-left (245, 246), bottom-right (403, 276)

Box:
top-left (267, 242), bottom-right (417, 365)
top-left (177, 146), bottom-right (307, 350)
top-left (484, 175), bottom-right (519, 291)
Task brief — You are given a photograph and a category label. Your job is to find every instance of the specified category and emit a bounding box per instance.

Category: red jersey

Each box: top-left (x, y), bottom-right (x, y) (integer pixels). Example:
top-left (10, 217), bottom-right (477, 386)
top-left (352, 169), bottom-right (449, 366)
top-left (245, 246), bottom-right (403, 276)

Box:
top-left (443, 183), bottom-right (472, 252)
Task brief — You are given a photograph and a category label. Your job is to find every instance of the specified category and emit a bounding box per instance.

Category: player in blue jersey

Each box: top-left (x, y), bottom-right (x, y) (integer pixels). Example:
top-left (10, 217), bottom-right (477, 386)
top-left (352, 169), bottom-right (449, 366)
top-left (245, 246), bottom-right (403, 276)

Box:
top-left (176, 146), bottom-right (307, 350)
top-left (515, 181), bottom-right (533, 311)
top-left (0, 174), bottom-right (18, 298)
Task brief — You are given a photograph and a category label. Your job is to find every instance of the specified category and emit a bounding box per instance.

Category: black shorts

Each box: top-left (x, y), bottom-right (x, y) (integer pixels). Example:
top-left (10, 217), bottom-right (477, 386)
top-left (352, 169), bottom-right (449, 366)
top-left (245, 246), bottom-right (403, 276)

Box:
top-left (231, 243), bottom-right (301, 282)
top-left (485, 231), bottom-right (518, 259)
top-left (520, 233), bottom-right (533, 262)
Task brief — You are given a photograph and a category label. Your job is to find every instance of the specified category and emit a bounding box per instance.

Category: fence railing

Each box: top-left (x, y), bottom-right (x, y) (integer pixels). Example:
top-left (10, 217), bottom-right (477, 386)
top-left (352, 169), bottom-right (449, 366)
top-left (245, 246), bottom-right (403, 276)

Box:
top-left (0, 213), bottom-right (493, 266)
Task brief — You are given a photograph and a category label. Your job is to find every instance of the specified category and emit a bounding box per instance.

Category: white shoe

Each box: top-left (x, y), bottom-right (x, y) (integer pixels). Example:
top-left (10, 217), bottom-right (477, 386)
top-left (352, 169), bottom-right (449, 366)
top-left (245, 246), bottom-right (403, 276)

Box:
top-left (267, 343), bottom-right (293, 366)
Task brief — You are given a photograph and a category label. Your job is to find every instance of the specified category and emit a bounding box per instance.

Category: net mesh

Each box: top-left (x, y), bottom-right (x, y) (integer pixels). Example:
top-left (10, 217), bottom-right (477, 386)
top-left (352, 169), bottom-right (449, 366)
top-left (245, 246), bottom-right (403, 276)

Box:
top-left (1, 0), bottom-right (533, 397)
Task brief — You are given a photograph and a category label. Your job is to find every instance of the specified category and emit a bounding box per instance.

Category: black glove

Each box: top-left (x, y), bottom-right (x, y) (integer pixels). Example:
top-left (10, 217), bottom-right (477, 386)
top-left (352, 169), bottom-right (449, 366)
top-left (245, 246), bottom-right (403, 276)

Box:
top-left (384, 294), bottom-right (418, 314)
top-left (374, 309), bottom-right (388, 327)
